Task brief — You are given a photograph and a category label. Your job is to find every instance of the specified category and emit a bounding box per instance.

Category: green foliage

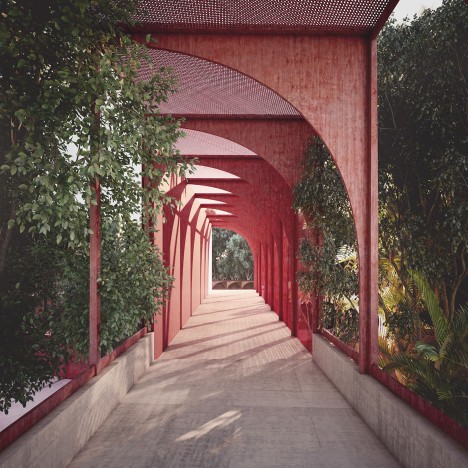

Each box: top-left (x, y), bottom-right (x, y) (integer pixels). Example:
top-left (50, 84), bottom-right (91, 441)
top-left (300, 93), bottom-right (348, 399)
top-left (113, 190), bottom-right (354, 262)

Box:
top-left (378, 0), bottom-right (468, 324)
top-left (0, 0), bottom-right (186, 412)
top-left (0, 0), bottom-right (188, 256)
top-left (0, 234), bottom-right (71, 413)
top-left (293, 137), bottom-right (359, 344)
top-left (377, 0), bottom-right (468, 424)
top-left (380, 272), bottom-right (468, 427)
top-left (212, 228), bottom-right (253, 281)
top-left (58, 218), bottom-right (173, 359)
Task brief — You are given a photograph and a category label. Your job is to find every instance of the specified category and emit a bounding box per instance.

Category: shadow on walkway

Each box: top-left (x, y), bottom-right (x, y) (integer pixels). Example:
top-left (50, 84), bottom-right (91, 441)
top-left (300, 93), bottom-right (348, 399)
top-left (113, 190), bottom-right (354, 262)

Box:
top-left (69, 290), bottom-right (400, 468)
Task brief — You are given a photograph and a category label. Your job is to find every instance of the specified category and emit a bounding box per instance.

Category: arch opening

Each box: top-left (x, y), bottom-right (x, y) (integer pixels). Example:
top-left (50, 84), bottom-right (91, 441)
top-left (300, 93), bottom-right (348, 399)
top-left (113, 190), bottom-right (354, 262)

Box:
top-left (211, 228), bottom-right (254, 290)
top-left (294, 136), bottom-right (360, 354)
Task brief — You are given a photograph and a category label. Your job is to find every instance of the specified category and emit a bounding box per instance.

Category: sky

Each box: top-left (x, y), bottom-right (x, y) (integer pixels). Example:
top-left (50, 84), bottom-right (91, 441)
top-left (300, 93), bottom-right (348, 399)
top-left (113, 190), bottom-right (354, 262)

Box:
top-left (392, 0), bottom-right (444, 22)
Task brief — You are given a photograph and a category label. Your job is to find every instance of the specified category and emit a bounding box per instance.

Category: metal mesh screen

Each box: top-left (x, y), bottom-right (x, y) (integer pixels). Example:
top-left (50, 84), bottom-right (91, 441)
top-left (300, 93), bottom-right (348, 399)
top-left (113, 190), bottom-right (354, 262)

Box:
top-left (136, 0), bottom-right (393, 34)
top-left (176, 130), bottom-right (256, 156)
top-left (140, 49), bottom-right (300, 117)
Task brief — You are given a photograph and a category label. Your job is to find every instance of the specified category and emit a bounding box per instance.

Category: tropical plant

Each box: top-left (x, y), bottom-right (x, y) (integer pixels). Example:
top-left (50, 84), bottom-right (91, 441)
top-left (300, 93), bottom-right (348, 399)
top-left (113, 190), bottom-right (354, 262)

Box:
top-left (379, 271), bottom-right (468, 427)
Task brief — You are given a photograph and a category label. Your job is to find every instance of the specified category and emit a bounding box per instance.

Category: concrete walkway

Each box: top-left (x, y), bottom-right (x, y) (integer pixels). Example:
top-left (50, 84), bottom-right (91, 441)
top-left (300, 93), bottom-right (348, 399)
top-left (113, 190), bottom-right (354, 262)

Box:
top-left (69, 290), bottom-right (400, 468)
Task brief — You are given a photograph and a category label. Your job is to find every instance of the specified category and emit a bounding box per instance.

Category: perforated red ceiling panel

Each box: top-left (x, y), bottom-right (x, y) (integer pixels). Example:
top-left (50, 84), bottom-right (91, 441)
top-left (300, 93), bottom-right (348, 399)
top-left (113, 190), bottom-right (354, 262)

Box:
top-left (176, 130), bottom-right (256, 156)
top-left (140, 49), bottom-right (300, 117)
top-left (136, 0), bottom-right (394, 35)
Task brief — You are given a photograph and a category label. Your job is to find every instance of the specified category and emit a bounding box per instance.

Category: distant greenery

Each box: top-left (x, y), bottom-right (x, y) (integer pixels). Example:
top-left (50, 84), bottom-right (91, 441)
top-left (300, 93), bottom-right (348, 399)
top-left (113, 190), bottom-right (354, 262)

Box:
top-left (0, 0), bottom-right (186, 412)
top-left (212, 228), bottom-right (253, 281)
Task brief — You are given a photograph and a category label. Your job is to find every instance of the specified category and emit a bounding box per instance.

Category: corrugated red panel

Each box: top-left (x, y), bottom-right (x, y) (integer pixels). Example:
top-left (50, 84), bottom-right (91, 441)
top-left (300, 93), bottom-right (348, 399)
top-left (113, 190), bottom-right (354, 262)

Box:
top-left (140, 49), bottom-right (299, 117)
top-left (136, 0), bottom-right (393, 34)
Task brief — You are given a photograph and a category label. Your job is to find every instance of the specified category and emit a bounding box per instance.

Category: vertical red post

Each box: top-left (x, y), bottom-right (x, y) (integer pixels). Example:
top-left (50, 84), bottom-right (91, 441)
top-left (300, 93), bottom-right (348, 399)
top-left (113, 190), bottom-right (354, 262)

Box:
top-left (268, 238), bottom-right (274, 307)
top-left (89, 177), bottom-right (101, 367)
top-left (359, 38), bottom-right (379, 374)
top-left (273, 224), bottom-right (283, 319)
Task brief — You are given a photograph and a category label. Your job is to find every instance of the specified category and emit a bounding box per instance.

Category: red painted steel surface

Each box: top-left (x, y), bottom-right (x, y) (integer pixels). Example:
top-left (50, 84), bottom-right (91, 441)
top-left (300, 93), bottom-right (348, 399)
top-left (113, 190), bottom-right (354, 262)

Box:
top-left (140, 35), bottom-right (379, 371)
top-left (140, 50), bottom-right (299, 118)
top-left (182, 119), bottom-right (312, 188)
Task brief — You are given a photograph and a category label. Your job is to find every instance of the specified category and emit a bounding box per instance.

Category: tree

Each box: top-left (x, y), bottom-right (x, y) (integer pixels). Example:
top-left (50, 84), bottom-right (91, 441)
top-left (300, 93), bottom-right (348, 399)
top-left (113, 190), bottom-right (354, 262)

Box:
top-left (0, 0), bottom-right (187, 412)
top-left (293, 138), bottom-right (359, 344)
top-left (376, 0), bottom-right (467, 424)
top-left (378, 0), bottom-right (467, 326)
top-left (211, 228), bottom-right (235, 280)
top-left (212, 228), bottom-right (253, 281)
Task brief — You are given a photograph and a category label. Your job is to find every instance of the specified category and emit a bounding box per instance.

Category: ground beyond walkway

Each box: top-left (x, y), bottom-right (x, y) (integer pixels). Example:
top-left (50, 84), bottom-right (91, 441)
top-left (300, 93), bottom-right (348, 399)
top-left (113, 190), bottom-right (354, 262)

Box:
top-left (69, 290), bottom-right (400, 468)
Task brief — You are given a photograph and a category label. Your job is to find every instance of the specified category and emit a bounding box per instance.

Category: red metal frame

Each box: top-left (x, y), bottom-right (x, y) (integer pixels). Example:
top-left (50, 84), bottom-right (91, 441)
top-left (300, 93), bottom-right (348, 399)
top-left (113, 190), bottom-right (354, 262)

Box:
top-left (320, 329), bottom-right (359, 363)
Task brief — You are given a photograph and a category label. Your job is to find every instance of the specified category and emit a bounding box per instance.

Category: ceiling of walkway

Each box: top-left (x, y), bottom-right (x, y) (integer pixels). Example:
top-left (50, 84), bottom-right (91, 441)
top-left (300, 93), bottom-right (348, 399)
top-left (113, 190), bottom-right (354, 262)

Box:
top-left (136, 0), bottom-right (396, 35)
top-left (133, 1), bottom-right (397, 233)
top-left (175, 129), bottom-right (256, 156)
top-left (140, 49), bottom-right (300, 118)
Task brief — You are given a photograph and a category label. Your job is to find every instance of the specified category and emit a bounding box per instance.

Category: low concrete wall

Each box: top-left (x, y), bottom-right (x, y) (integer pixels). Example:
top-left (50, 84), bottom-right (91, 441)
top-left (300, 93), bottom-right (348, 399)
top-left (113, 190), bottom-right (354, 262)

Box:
top-left (0, 333), bottom-right (154, 468)
top-left (313, 334), bottom-right (468, 468)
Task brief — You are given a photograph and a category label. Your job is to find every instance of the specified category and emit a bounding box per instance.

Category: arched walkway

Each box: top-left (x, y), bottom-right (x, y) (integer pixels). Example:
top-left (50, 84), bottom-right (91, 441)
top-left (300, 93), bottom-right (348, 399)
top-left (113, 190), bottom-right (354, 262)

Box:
top-left (2, 3), bottom-right (467, 468)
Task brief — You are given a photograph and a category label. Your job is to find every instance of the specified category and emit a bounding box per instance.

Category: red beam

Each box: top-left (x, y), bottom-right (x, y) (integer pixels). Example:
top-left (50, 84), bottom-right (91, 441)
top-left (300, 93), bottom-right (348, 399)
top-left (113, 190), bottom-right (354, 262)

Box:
top-left (132, 27), bottom-right (375, 38)
top-left (167, 114), bottom-right (304, 120)
top-left (184, 154), bottom-right (262, 160)
top-left (187, 178), bottom-right (246, 183)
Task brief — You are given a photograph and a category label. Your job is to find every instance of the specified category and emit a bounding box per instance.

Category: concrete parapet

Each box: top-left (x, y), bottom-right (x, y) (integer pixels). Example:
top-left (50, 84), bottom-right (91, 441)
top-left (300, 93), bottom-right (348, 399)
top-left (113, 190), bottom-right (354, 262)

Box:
top-left (313, 333), bottom-right (468, 468)
top-left (0, 333), bottom-right (154, 468)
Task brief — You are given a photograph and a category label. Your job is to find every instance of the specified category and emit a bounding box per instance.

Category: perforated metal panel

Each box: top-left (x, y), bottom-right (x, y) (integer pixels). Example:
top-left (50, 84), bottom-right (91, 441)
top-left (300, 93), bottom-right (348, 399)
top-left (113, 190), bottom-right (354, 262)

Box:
top-left (136, 0), bottom-right (393, 35)
top-left (141, 49), bottom-right (300, 117)
top-left (176, 130), bottom-right (256, 155)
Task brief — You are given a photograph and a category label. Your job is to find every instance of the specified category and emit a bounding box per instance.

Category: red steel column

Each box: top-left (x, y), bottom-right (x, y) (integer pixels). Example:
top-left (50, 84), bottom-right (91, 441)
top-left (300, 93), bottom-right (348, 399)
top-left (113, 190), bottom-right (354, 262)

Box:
top-left (262, 243), bottom-right (268, 301)
top-left (359, 38), bottom-right (379, 374)
top-left (273, 223), bottom-right (283, 319)
top-left (268, 237), bottom-right (274, 307)
top-left (89, 177), bottom-right (101, 367)
top-left (258, 244), bottom-right (262, 296)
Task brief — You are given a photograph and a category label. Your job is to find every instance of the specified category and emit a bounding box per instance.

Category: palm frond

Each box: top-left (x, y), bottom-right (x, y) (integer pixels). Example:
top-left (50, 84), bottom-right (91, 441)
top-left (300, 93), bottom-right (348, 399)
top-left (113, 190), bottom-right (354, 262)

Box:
top-left (415, 342), bottom-right (440, 362)
top-left (409, 270), bottom-right (448, 346)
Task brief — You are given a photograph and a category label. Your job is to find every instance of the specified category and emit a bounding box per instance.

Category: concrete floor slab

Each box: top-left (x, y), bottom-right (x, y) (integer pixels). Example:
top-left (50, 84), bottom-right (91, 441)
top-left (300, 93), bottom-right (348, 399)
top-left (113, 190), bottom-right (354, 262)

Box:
top-left (69, 290), bottom-right (400, 468)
